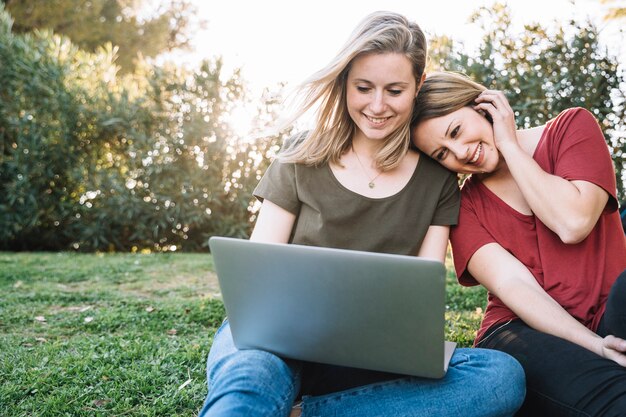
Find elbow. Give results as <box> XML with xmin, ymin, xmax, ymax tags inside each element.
<box><xmin>556</xmin><ymin>217</ymin><xmax>596</xmax><ymax>244</ymax></box>
<box><xmin>558</xmin><ymin>232</ymin><xmax>586</xmax><ymax>245</ymax></box>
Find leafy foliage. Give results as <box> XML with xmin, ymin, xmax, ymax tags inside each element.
<box><xmin>428</xmin><ymin>3</ymin><xmax>626</xmax><ymax>200</ymax></box>
<box><xmin>0</xmin><ymin>5</ymin><xmax>285</xmax><ymax>251</ymax></box>
<box><xmin>3</xmin><ymin>0</ymin><xmax>199</xmax><ymax>73</ymax></box>
<box><xmin>2</xmin><ymin>3</ymin><xmax>624</xmax><ymax>251</ymax></box>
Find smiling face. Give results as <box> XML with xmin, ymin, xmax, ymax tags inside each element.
<box><xmin>412</xmin><ymin>106</ymin><xmax>500</xmax><ymax>174</ymax></box>
<box><xmin>346</xmin><ymin>52</ymin><xmax>417</xmax><ymax>143</ymax></box>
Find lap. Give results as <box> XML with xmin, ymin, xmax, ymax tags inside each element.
<box><xmin>206</xmin><ymin>321</ymin><xmax>524</xmax><ymax>416</ymax></box>
<box><xmin>299</xmin><ymin>348</ymin><xmax>524</xmax><ymax>417</ymax></box>
<box><xmin>299</xmin><ymin>347</ymin><xmax>521</xmax><ymax>396</ymax></box>
<box><xmin>479</xmin><ymin>320</ymin><xmax>626</xmax><ymax>417</ymax></box>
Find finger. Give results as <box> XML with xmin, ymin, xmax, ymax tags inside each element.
<box><xmin>474</xmin><ymin>93</ymin><xmax>494</xmax><ymax>104</ymax></box>
<box><xmin>476</xmin><ymin>91</ymin><xmax>510</xmax><ymax>110</ymax></box>
<box><xmin>605</xmin><ymin>335</ymin><xmax>626</xmax><ymax>353</ymax></box>
<box><xmin>476</xmin><ymin>90</ymin><xmax>503</xmax><ymax>99</ymax></box>
<box><xmin>606</xmin><ymin>351</ymin><xmax>626</xmax><ymax>367</ymax></box>
<box><xmin>473</xmin><ymin>102</ymin><xmax>497</xmax><ymax>115</ymax></box>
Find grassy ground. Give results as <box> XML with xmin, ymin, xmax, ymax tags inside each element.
<box><xmin>0</xmin><ymin>251</ymin><xmax>486</xmax><ymax>416</ymax></box>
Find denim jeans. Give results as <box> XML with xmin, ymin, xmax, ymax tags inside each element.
<box><xmin>198</xmin><ymin>321</ymin><xmax>525</xmax><ymax>417</ymax></box>
<box><xmin>477</xmin><ymin>269</ymin><xmax>626</xmax><ymax>417</ymax></box>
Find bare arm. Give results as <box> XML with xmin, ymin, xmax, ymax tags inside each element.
<box><xmin>416</xmin><ymin>225</ymin><xmax>450</xmax><ymax>263</ymax></box>
<box><xmin>469</xmin><ymin>242</ymin><xmax>626</xmax><ymax>366</ymax></box>
<box><xmin>250</xmin><ymin>200</ymin><xmax>296</xmax><ymax>244</ymax></box>
<box><xmin>475</xmin><ymin>91</ymin><xmax>609</xmax><ymax>243</ymax></box>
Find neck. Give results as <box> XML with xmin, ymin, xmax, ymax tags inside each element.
<box><xmin>476</xmin><ymin>158</ymin><xmax>509</xmax><ymax>182</ymax></box>
<box><xmin>477</xmin><ymin>127</ymin><xmax>539</xmax><ymax>181</ymax></box>
<box><xmin>351</xmin><ymin>135</ymin><xmax>382</xmax><ymax>160</ymax></box>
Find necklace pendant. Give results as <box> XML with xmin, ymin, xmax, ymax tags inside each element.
<box><xmin>368</xmin><ymin>182</ymin><xmax>375</xmax><ymax>189</ymax></box>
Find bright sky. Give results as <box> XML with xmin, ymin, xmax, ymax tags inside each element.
<box><xmin>174</xmin><ymin>0</ymin><xmax>624</xmax><ymax>134</ymax></box>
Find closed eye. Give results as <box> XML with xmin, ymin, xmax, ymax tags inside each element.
<box><xmin>434</xmin><ymin>148</ymin><xmax>449</xmax><ymax>161</ymax></box>
<box><xmin>388</xmin><ymin>89</ymin><xmax>403</xmax><ymax>96</ymax></box>
<box><xmin>356</xmin><ymin>86</ymin><xmax>371</xmax><ymax>93</ymax></box>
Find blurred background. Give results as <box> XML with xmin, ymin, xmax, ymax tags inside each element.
<box><xmin>1</xmin><ymin>0</ymin><xmax>624</xmax><ymax>252</ymax></box>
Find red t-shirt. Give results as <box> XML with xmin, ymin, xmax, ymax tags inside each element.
<box><xmin>450</xmin><ymin>108</ymin><xmax>626</xmax><ymax>343</ymax></box>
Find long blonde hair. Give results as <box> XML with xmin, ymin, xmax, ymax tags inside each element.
<box><xmin>280</xmin><ymin>11</ymin><xmax>427</xmax><ymax>171</ymax></box>
<box><xmin>412</xmin><ymin>72</ymin><xmax>486</xmax><ymax>126</ymax></box>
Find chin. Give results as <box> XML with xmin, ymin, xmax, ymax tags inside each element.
<box><xmin>363</xmin><ymin>129</ymin><xmax>393</xmax><ymax>141</ymax></box>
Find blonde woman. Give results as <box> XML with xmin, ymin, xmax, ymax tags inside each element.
<box><xmin>199</xmin><ymin>16</ymin><xmax>525</xmax><ymax>417</ymax></box>
<box><xmin>411</xmin><ymin>71</ymin><xmax>626</xmax><ymax>416</ymax></box>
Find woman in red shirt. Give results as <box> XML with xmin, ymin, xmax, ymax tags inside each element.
<box><xmin>411</xmin><ymin>71</ymin><xmax>626</xmax><ymax>416</ymax></box>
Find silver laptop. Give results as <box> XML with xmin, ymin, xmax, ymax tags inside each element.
<box><xmin>208</xmin><ymin>236</ymin><xmax>456</xmax><ymax>379</ymax></box>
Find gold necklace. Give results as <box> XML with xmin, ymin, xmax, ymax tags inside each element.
<box><xmin>352</xmin><ymin>144</ymin><xmax>382</xmax><ymax>188</ymax></box>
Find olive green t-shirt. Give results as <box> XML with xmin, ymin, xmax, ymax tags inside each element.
<box><xmin>253</xmin><ymin>155</ymin><xmax>460</xmax><ymax>256</ymax></box>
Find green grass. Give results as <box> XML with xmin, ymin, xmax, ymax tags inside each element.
<box><xmin>0</xmin><ymin>252</ymin><xmax>487</xmax><ymax>416</ymax></box>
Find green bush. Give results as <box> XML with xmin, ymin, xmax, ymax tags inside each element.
<box><xmin>0</xmin><ymin>5</ymin><xmax>285</xmax><ymax>251</ymax></box>
<box><xmin>2</xmin><ymin>2</ymin><xmax>623</xmax><ymax>252</ymax></box>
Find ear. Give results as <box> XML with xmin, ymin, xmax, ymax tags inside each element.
<box><xmin>416</xmin><ymin>73</ymin><xmax>426</xmax><ymax>97</ymax></box>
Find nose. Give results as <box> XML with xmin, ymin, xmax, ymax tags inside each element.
<box><xmin>448</xmin><ymin>141</ymin><xmax>469</xmax><ymax>161</ymax></box>
<box><xmin>369</xmin><ymin>90</ymin><xmax>387</xmax><ymax>114</ymax></box>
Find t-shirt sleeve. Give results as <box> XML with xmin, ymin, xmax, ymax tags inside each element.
<box><xmin>431</xmin><ymin>171</ymin><xmax>461</xmax><ymax>226</ymax></box>
<box><xmin>549</xmin><ymin>108</ymin><xmax>618</xmax><ymax>212</ymax></box>
<box><xmin>253</xmin><ymin>159</ymin><xmax>301</xmax><ymax>214</ymax></box>
<box><xmin>449</xmin><ymin>189</ymin><xmax>496</xmax><ymax>286</ymax></box>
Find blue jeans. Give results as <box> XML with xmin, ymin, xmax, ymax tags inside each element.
<box><xmin>198</xmin><ymin>321</ymin><xmax>525</xmax><ymax>417</ymax></box>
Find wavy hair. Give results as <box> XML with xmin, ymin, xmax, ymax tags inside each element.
<box><xmin>411</xmin><ymin>71</ymin><xmax>486</xmax><ymax>126</ymax></box>
<box><xmin>279</xmin><ymin>11</ymin><xmax>427</xmax><ymax>171</ymax></box>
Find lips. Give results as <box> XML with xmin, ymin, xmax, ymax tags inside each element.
<box><xmin>364</xmin><ymin>114</ymin><xmax>392</xmax><ymax>126</ymax></box>
<box><xmin>469</xmin><ymin>143</ymin><xmax>483</xmax><ymax>165</ymax></box>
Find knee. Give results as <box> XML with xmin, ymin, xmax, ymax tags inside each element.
<box><xmin>488</xmin><ymin>351</ymin><xmax>526</xmax><ymax>414</ymax></box>
<box><xmin>209</xmin><ymin>348</ymin><xmax>294</xmax><ymax>389</ymax></box>
<box><xmin>202</xmin><ymin>349</ymin><xmax>299</xmax><ymax>416</ymax></box>
<box><xmin>460</xmin><ymin>349</ymin><xmax>526</xmax><ymax>414</ymax></box>
<box><xmin>490</xmin><ymin>349</ymin><xmax>526</xmax><ymax>390</ymax></box>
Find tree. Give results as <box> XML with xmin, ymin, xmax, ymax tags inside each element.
<box><xmin>428</xmin><ymin>3</ymin><xmax>626</xmax><ymax>200</ymax></box>
<box><xmin>2</xmin><ymin>0</ymin><xmax>199</xmax><ymax>72</ymax></box>
<box><xmin>0</xmin><ymin>3</ymin><xmax>286</xmax><ymax>251</ymax></box>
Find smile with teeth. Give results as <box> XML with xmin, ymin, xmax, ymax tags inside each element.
<box><xmin>365</xmin><ymin>114</ymin><xmax>392</xmax><ymax>125</ymax></box>
<box><xmin>469</xmin><ymin>143</ymin><xmax>483</xmax><ymax>164</ymax></box>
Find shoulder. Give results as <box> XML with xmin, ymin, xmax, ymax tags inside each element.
<box><xmin>559</xmin><ymin>107</ymin><xmax>595</xmax><ymax>119</ymax></box>
<box><xmin>413</xmin><ymin>154</ymin><xmax>461</xmax><ymax>208</ymax></box>
<box><xmin>548</xmin><ymin>107</ymin><xmax>599</xmax><ymax>130</ymax></box>
<box><xmin>279</xmin><ymin>131</ymin><xmax>310</xmax><ymax>153</ymax></box>
<box><xmin>418</xmin><ymin>152</ymin><xmax>458</xmax><ymax>180</ymax></box>
<box><xmin>267</xmin><ymin>155</ymin><xmax>325</xmax><ymax>179</ymax></box>
<box><xmin>542</xmin><ymin>107</ymin><xmax>605</xmax><ymax>150</ymax></box>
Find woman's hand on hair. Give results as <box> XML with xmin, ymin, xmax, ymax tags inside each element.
<box><xmin>473</xmin><ymin>90</ymin><xmax>519</xmax><ymax>155</ymax></box>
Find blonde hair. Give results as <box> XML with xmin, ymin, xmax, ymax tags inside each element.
<box><xmin>412</xmin><ymin>71</ymin><xmax>486</xmax><ymax>126</ymax></box>
<box><xmin>280</xmin><ymin>11</ymin><xmax>427</xmax><ymax>171</ymax></box>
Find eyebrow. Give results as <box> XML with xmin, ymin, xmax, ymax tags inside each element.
<box><xmin>351</xmin><ymin>79</ymin><xmax>411</xmax><ymax>88</ymax></box>
<box><xmin>444</xmin><ymin>120</ymin><xmax>453</xmax><ymax>138</ymax></box>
